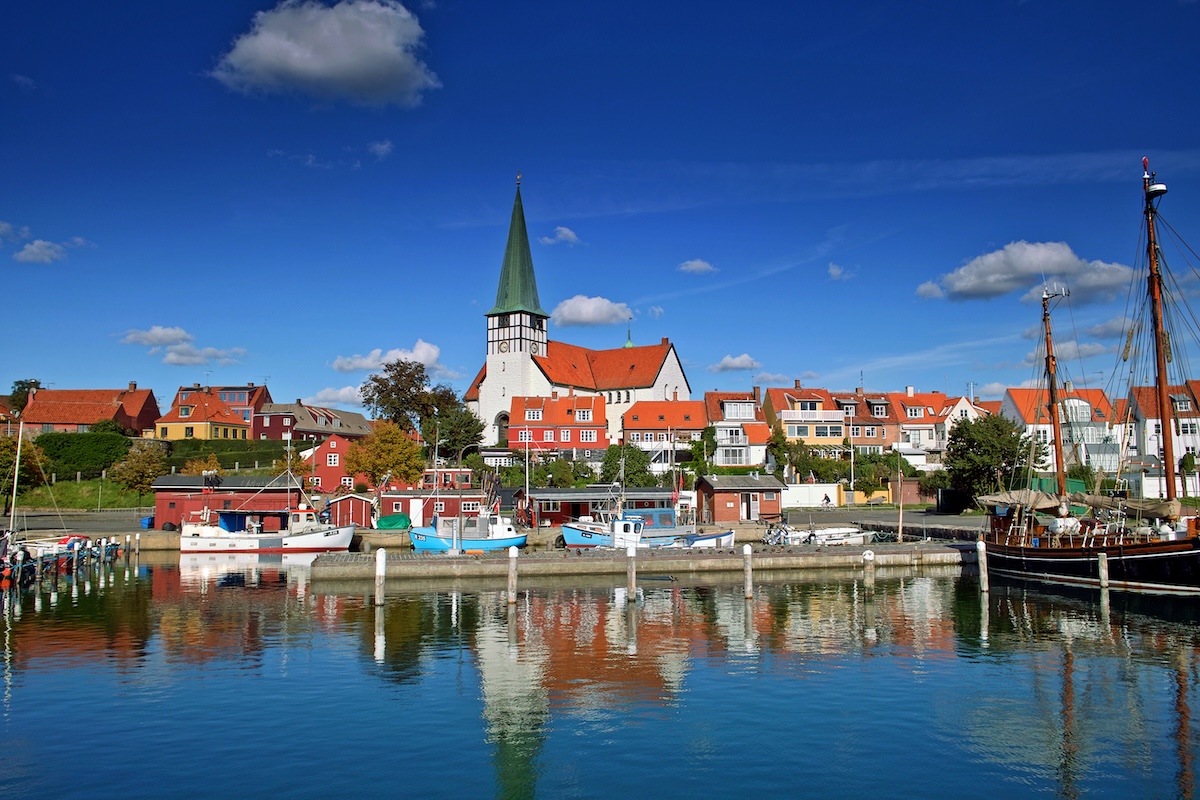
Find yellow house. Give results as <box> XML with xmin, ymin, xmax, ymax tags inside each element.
<box><xmin>155</xmin><ymin>386</ymin><xmax>250</xmax><ymax>441</ymax></box>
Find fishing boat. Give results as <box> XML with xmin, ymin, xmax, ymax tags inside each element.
<box><xmin>763</xmin><ymin>522</ymin><xmax>871</xmax><ymax>546</ymax></box>
<box><xmin>656</xmin><ymin>528</ymin><xmax>737</xmax><ymax>548</ymax></box>
<box><xmin>561</xmin><ymin>505</ymin><xmax>701</xmax><ymax>548</ymax></box>
<box><xmin>980</xmin><ymin>160</ymin><xmax>1200</xmax><ymax>595</ymax></box>
<box><xmin>179</xmin><ymin>504</ymin><xmax>355</xmax><ymax>554</ymax></box>
<box><xmin>408</xmin><ymin>471</ymin><xmax>528</xmax><ymax>553</ymax></box>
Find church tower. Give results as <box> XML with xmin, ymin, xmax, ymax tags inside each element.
<box><xmin>478</xmin><ymin>176</ymin><xmax>550</xmax><ymax>443</ymax></box>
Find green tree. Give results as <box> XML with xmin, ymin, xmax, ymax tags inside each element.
<box><xmin>945</xmin><ymin>415</ymin><xmax>1045</xmax><ymax>499</ymax></box>
<box><xmin>766</xmin><ymin>426</ymin><xmax>788</xmax><ymax>478</ymax></box>
<box><xmin>0</xmin><ymin>435</ymin><xmax>48</xmax><ymax>514</ymax></box>
<box><xmin>109</xmin><ymin>441</ymin><xmax>168</xmax><ymax>502</ymax></box>
<box><xmin>9</xmin><ymin>379</ymin><xmax>41</xmax><ymax>415</ymax></box>
<box><xmin>423</xmin><ymin>404</ymin><xmax>485</xmax><ymax>466</ymax></box>
<box><xmin>343</xmin><ymin>421</ymin><xmax>425</xmax><ymax>487</ymax></box>
<box><xmin>687</xmin><ymin>426</ymin><xmax>717</xmax><ymax>477</ymax></box>
<box><xmin>918</xmin><ymin>469</ymin><xmax>952</xmax><ymax>496</ymax></box>
<box><xmin>360</xmin><ymin>359</ymin><xmax>434</xmax><ymax>431</ymax></box>
<box><xmin>600</xmin><ymin>445</ymin><xmax>655</xmax><ymax>487</ymax></box>
<box><xmin>1181</xmin><ymin>453</ymin><xmax>1197</xmax><ymax>500</ymax></box>
<box><xmin>548</xmin><ymin>458</ymin><xmax>574</xmax><ymax>488</ymax></box>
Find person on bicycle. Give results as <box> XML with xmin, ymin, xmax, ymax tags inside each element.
<box><xmin>821</xmin><ymin>494</ymin><xmax>831</xmax><ymax>509</ymax></box>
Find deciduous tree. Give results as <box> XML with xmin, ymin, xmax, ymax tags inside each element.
<box><xmin>110</xmin><ymin>441</ymin><xmax>168</xmax><ymax>502</ymax></box>
<box><xmin>600</xmin><ymin>445</ymin><xmax>654</xmax><ymax>487</ymax></box>
<box><xmin>344</xmin><ymin>421</ymin><xmax>425</xmax><ymax>488</ymax></box>
<box><xmin>0</xmin><ymin>435</ymin><xmax>47</xmax><ymax>514</ymax></box>
<box><xmin>946</xmin><ymin>415</ymin><xmax>1045</xmax><ymax>499</ymax></box>
<box><xmin>360</xmin><ymin>359</ymin><xmax>434</xmax><ymax>431</ymax></box>
<box><xmin>9</xmin><ymin>379</ymin><xmax>41</xmax><ymax>415</ymax></box>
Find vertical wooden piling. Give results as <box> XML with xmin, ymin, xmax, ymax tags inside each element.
<box><xmin>1097</xmin><ymin>551</ymin><xmax>1109</xmax><ymax>589</ymax></box>
<box><xmin>976</xmin><ymin>540</ymin><xmax>989</xmax><ymax>593</ymax></box>
<box><xmin>863</xmin><ymin>549</ymin><xmax>876</xmax><ymax>592</ymax></box>
<box><xmin>743</xmin><ymin>543</ymin><xmax>753</xmax><ymax>599</ymax></box>
<box><xmin>374</xmin><ymin>547</ymin><xmax>387</xmax><ymax>607</ymax></box>
<box><xmin>626</xmin><ymin>546</ymin><xmax>637</xmax><ymax>595</ymax></box>
<box><xmin>507</xmin><ymin>546</ymin><xmax>518</xmax><ymax>605</ymax></box>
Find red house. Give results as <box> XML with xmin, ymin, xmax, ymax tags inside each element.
<box><xmin>695</xmin><ymin>474</ymin><xmax>784</xmax><ymax>524</ymax></box>
<box><xmin>302</xmin><ymin>435</ymin><xmax>371</xmax><ymax>494</ymax></box>
<box><xmin>507</xmin><ymin>392</ymin><xmax>610</xmax><ymax>463</ymax></box>
<box><xmin>20</xmin><ymin>382</ymin><xmax>161</xmax><ymax>436</ymax></box>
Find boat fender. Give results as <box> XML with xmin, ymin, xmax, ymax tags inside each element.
<box><xmin>862</xmin><ymin>550</ymin><xmax>875</xmax><ymax>563</ymax></box>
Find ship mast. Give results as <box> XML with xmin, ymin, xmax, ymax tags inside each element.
<box><xmin>1042</xmin><ymin>288</ymin><xmax>1068</xmax><ymax>497</ymax></box>
<box><xmin>1144</xmin><ymin>157</ymin><xmax>1176</xmax><ymax>501</ymax></box>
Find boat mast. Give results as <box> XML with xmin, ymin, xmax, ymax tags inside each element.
<box><xmin>1042</xmin><ymin>288</ymin><xmax>1068</xmax><ymax>497</ymax></box>
<box><xmin>1144</xmin><ymin>157</ymin><xmax>1176</xmax><ymax>501</ymax></box>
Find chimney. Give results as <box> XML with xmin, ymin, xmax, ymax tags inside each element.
<box><xmin>128</xmin><ymin>381</ymin><xmax>137</xmax><ymax>391</ymax></box>
<box><xmin>248</xmin><ymin>382</ymin><xmax>255</xmax><ymax>387</ymax></box>
<box><xmin>1063</xmin><ymin>380</ymin><xmax>1073</xmax><ymax>393</ymax></box>
<box><xmin>193</xmin><ymin>383</ymin><xmax>201</xmax><ymax>389</ymax></box>
<box><xmin>855</xmin><ymin>386</ymin><xmax>863</xmax><ymax>394</ymax></box>
<box><xmin>661</xmin><ymin>337</ymin><xmax>668</xmax><ymax>345</ymax></box>
<box><xmin>794</xmin><ymin>379</ymin><xmax>802</xmax><ymax>389</ymax></box>
<box><xmin>906</xmin><ymin>386</ymin><xmax>915</xmax><ymax>397</ymax></box>
<box><xmin>296</xmin><ymin>398</ymin><xmax>303</xmax><ymax>406</ymax></box>
<box><xmin>552</xmin><ymin>390</ymin><xmax>559</xmax><ymax>400</ymax></box>
<box><xmin>672</xmin><ymin>390</ymin><xmax>678</xmax><ymax>401</ymax></box>
<box><xmin>752</xmin><ymin>385</ymin><xmax>761</xmax><ymax>403</ymax></box>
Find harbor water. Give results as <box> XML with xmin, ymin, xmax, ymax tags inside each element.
<box><xmin>1</xmin><ymin>551</ymin><xmax>1197</xmax><ymax>799</ymax></box>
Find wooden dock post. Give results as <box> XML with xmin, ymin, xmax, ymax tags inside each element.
<box><xmin>626</xmin><ymin>546</ymin><xmax>637</xmax><ymax>595</ymax></box>
<box><xmin>374</xmin><ymin>547</ymin><xmax>387</xmax><ymax>607</ymax></box>
<box><xmin>976</xmin><ymin>540</ymin><xmax>989</xmax><ymax>593</ymax></box>
<box><xmin>863</xmin><ymin>549</ymin><xmax>876</xmax><ymax>592</ymax></box>
<box><xmin>507</xmin><ymin>546</ymin><xmax>518</xmax><ymax>605</ymax></box>
<box><xmin>743</xmin><ymin>544</ymin><xmax>753</xmax><ymax>599</ymax></box>
<box><xmin>1097</xmin><ymin>551</ymin><xmax>1109</xmax><ymax>589</ymax></box>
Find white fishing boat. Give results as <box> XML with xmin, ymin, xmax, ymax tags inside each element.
<box><xmin>179</xmin><ymin>504</ymin><xmax>354</xmax><ymax>554</ymax></box>
<box><xmin>763</xmin><ymin>523</ymin><xmax>871</xmax><ymax>546</ymax></box>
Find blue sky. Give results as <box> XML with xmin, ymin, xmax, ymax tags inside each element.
<box><xmin>5</xmin><ymin>1</ymin><xmax>1200</xmax><ymax>413</ymax></box>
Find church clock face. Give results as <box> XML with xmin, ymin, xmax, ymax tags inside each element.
<box><xmin>498</xmin><ymin>341</ymin><xmax>509</xmax><ymax>352</ymax></box>
<box><xmin>530</xmin><ymin>342</ymin><xmax>539</xmax><ymax>355</ymax></box>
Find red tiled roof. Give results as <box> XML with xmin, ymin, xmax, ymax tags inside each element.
<box><xmin>462</xmin><ymin>364</ymin><xmax>487</xmax><ymax>402</ymax></box>
<box><xmin>21</xmin><ymin>388</ymin><xmax>158</xmax><ymax>426</ymax></box>
<box><xmin>1004</xmin><ymin>387</ymin><xmax>1115</xmax><ymax>424</ymax></box>
<box><xmin>703</xmin><ymin>391</ymin><xmax>763</xmax><ymax>423</ymax></box>
<box><xmin>508</xmin><ymin>393</ymin><xmax>608</xmax><ymax>428</ymax></box>
<box><xmin>1127</xmin><ymin>384</ymin><xmax>1200</xmax><ymax>420</ymax></box>
<box><xmin>534</xmin><ymin>339</ymin><xmax>674</xmax><ymax>391</ymax></box>
<box><xmin>158</xmin><ymin>388</ymin><xmax>247</xmax><ymax>426</ymax></box>
<box><xmin>623</xmin><ymin>400</ymin><xmax>707</xmax><ymax>431</ymax></box>
<box><xmin>744</xmin><ymin>421</ymin><xmax>771</xmax><ymax>445</ymax></box>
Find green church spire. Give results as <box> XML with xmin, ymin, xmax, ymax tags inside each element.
<box><xmin>487</xmin><ymin>175</ymin><xmax>548</xmax><ymax>317</ymax></box>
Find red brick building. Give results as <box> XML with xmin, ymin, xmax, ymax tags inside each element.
<box><xmin>20</xmin><ymin>382</ymin><xmax>161</xmax><ymax>436</ymax></box>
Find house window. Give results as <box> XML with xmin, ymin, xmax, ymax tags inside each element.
<box><xmin>518</xmin><ymin>430</ymin><xmax>532</xmax><ymax>442</ymax></box>
<box><xmin>1176</xmin><ymin>399</ymin><xmax>1193</xmax><ymax>412</ymax></box>
<box><xmin>539</xmin><ymin>500</ymin><xmax>562</xmax><ymax>512</ymax></box>
<box><xmin>75</xmin><ymin>424</ymin><xmax>90</xmax><ymax>433</ymax></box>
<box><xmin>543</xmin><ymin>430</ymin><xmax>555</xmax><ymax>442</ymax></box>
<box><xmin>283</xmin><ymin>418</ymin><xmax>291</xmax><ymax>426</ymax></box>
<box><xmin>581</xmin><ymin>430</ymin><xmax>597</xmax><ymax>443</ymax></box>
<box><xmin>851</xmin><ymin>426</ymin><xmax>861</xmax><ymax>437</ymax></box>
<box><xmin>866</xmin><ymin>426</ymin><xmax>877</xmax><ymax>438</ymax></box>
<box><xmin>327</xmin><ymin>453</ymin><xmax>340</xmax><ymax>467</ymax></box>
<box><xmin>160</xmin><ymin>427</ymin><xmax>167</xmax><ymax>438</ymax></box>
<box><xmin>577</xmin><ymin>409</ymin><xmax>592</xmax><ymax>422</ymax></box>
<box><xmin>873</xmin><ymin>404</ymin><xmax>887</xmax><ymax>417</ymax></box>
<box><xmin>526</xmin><ymin>409</ymin><xmax>543</xmax><ymax>421</ymax></box>
<box><xmin>1036</xmin><ymin>429</ymin><xmax>1049</xmax><ymax>443</ymax></box>
<box><xmin>657</xmin><ymin>433</ymin><xmax>668</xmax><ymax>441</ymax></box>
<box><xmin>764</xmin><ymin>492</ymin><xmax>777</xmax><ymax>500</ymax></box>
<box><xmin>907</xmin><ymin>407</ymin><xmax>924</xmax><ymax>419</ymax></box>
<box><xmin>584</xmin><ymin>450</ymin><xmax>592</xmax><ymax>458</ymax></box>
<box><xmin>330</xmin><ymin>440</ymin><xmax>337</xmax><ymax>449</ymax></box>
<box><xmin>561</xmin><ymin>429</ymin><xmax>571</xmax><ymax>442</ymax></box>
<box><xmin>1182</xmin><ymin>422</ymin><xmax>1199</xmax><ymax>436</ymax></box>
<box><xmin>798</xmin><ymin>401</ymin><xmax>817</xmax><ymax>411</ymax></box>
<box><xmin>168</xmin><ymin>502</ymin><xmax>176</xmax><ymax>509</ymax></box>
<box><xmin>787</xmin><ymin>424</ymin><xmax>809</xmax><ymax>438</ymax></box>
<box><xmin>392</xmin><ymin>502</ymin><xmax>401</xmax><ymax>512</ymax></box>
<box><xmin>179</xmin><ymin>406</ymin><xmax>191</xmax><ymax>418</ymax></box>
<box><xmin>815</xmin><ymin>425</ymin><xmax>842</xmax><ymax>438</ymax></box>
<box><xmin>462</xmin><ymin>501</ymin><xmax>481</xmax><ymax>513</ymax></box>
<box><xmin>434</xmin><ymin>501</ymin><xmax>445</xmax><ymax>513</ymax></box>
<box><xmin>184</xmin><ymin>427</ymin><xmax>194</xmax><ymax>438</ymax></box>
<box><xmin>631</xmin><ymin>432</ymin><xmax>642</xmax><ymax>442</ymax></box>
<box><xmin>309</xmin><ymin>476</ymin><xmax>321</xmax><ymax>486</ymax></box>
<box><xmin>625</xmin><ymin>391</ymin><xmax>630</xmax><ymax>402</ymax></box>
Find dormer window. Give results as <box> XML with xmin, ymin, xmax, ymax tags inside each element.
<box><xmin>526</xmin><ymin>409</ymin><xmax>542</xmax><ymax>421</ymax></box>
<box><xmin>179</xmin><ymin>406</ymin><xmax>191</xmax><ymax>418</ymax></box>
<box><xmin>906</xmin><ymin>407</ymin><xmax>924</xmax><ymax>419</ymax></box>
<box><xmin>576</xmin><ymin>409</ymin><xmax>592</xmax><ymax>422</ymax></box>
<box><xmin>873</xmin><ymin>404</ymin><xmax>887</xmax><ymax>417</ymax></box>
<box><xmin>1173</xmin><ymin>397</ymin><xmax>1192</xmax><ymax>412</ymax></box>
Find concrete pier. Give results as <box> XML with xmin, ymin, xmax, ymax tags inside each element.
<box><xmin>310</xmin><ymin>540</ymin><xmax>977</xmax><ymax>583</ymax></box>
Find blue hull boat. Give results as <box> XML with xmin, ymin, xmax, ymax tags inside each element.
<box><xmin>409</xmin><ymin>529</ymin><xmax>528</xmax><ymax>553</ymax></box>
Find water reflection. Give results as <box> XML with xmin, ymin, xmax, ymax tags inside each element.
<box><xmin>1</xmin><ymin>555</ymin><xmax>1197</xmax><ymax>798</ymax></box>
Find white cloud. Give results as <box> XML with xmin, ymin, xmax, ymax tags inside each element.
<box><xmin>647</xmin><ymin>305</ymin><xmax>665</xmax><ymax>319</ymax></box>
<box><xmin>551</xmin><ymin>295</ymin><xmax>632</xmax><ymax>326</ymax></box>
<box><xmin>368</xmin><ymin>139</ymin><xmax>393</xmax><ymax>159</ymax></box>
<box><xmin>1087</xmin><ymin>316</ymin><xmax>1130</xmax><ymax>339</ymax></box>
<box><xmin>306</xmin><ymin>386</ymin><xmax>364</xmax><ymax>407</ymax></box>
<box><xmin>13</xmin><ymin>240</ymin><xmax>66</xmax><ymax>263</ymax></box>
<box><xmin>332</xmin><ymin>338</ymin><xmax>459</xmax><ymax>378</ymax></box>
<box><xmin>828</xmin><ymin>262</ymin><xmax>854</xmax><ymax>281</ymax></box>
<box><xmin>121</xmin><ymin>326</ymin><xmax>195</xmax><ymax>346</ymax></box>
<box><xmin>0</xmin><ymin>221</ymin><xmax>31</xmax><ymax>244</ymax></box>
<box><xmin>754</xmin><ymin>371</ymin><xmax>792</xmax><ymax>384</ymax></box>
<box><xmin>677</xmin><ymin>258</ymin><xmax>716</xmax><ymax>274</ymax></box>
<box><xmin>211</xmin><ymin>0</ymin><xmax>441</xmax><ymax>107</ymax></box>
<box><xmin>1022</xmin><ymin>340</ymin><xmax>1112</xmax><ymax>366</ymax></box>
<box><xmin>162</xmin><ymin>343</ymin><xmax>246</xmax><ymax>366</ymax></box>
<box><xmin>11</xmin><ymin>74</ymin><xmax>36</xmax><ymax>93</ymax></box>
<box><xmin>977</xmin><ymin>382</ymin><xmax>1009</xmax><ymax>399</ymax></box>
<box><xmin>920</xmin><ymin>241</ymin><xmax>1134</xmax><ymax>304</ymax></box>
<box><xmin>708</xmin><ymin>353</ymin><xmax>762</xmax><ymax>373</ymax></box>
<box><xmin>538</xmin><ymin>226</ymin><xmax>580</xmax><ymax>246</ymax></box>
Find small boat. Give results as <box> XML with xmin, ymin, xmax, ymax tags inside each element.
<box><xmin>656</xmin><ymin>529</ymin><xmax>736</xmax><ymax>549</ymax></box>
<box><xmin>179</xmin><ymin>504</ymin><xmax>354</xmax><ymax>554</ymax></box>
<box><xmin>981</xmin><ymin>159</ymin><xmax>1200</xmax><ymax>595</ymax></box>
<box><xmin>408</xmin><ymin>512</ymin><xmax>528</xmax><ymax>553</ymax></box>
<box><xmin>763</xmin><ymin>523</ymin><xmax>871</xmax><ymax>546</ymax></box>
<box><xmin>561</xmin><ymin>505</ymin><xmax>697</xmax><ymax>549</ymax></box>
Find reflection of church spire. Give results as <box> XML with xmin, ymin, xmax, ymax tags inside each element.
<box><xmin>488</xmin><ymin>175</ymin><xmax>548</xmax><ymax>318</ymax></box>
